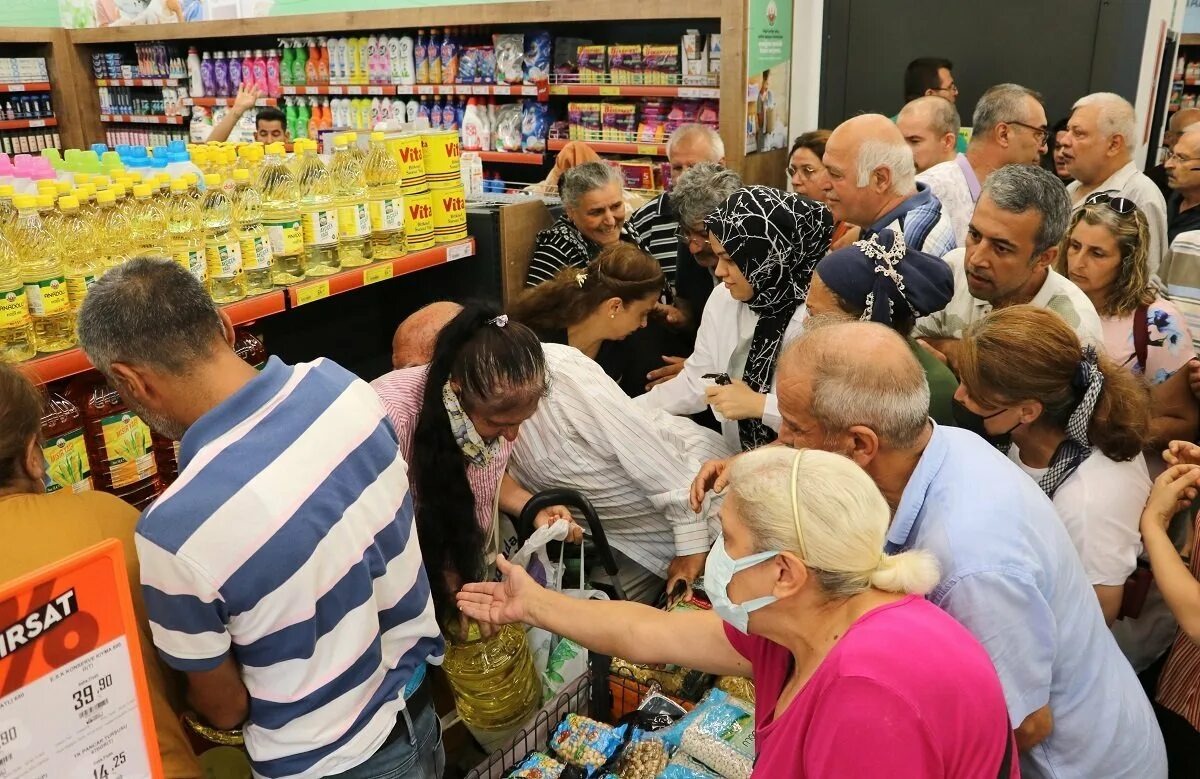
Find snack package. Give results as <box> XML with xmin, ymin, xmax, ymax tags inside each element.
<box><xmin>659</xmin><ymin>755</ymin><xmax>721</xmax><ymax>779</ymax></box>
<box><xmin>551</xmin><ymin>714</ymin><xmax>627</xmax><ymax>774</ymax></box>
<box><xmin>568</xmin><ymin>102</ymin><xmax>602</xmax><ymax>141</ymax></box>
<box><xmin>521</xmin><ymin>99</ymin><xmax>548</xmax><ymax>152</ymax></box>
<box><xmin>507</xmin><ymin>751</ymin><xmax>566</xmax><ymax>779</ymax></box>
<box><xmin>615</xmin><ymin>738</ymin><xmax>668</xmax><ymax>779</ymax></box>
<box><xmin>601</xmin><ymin>103</ymin><xmax>637</xmax><ymax>142</ymax></box>
<box><xmin>494</xmin><ymin>102</ymin><xmax>523</xmax><ymax>152</ymax></box>
<box><xmin>577</xmin><ymin>45</ymin><xmax>607</xmax><ymax>84</ymax></box>
<box><xmin>458</xmin><ymin>47</ymin><xmax>478</xmax><ymax>84</ymax></box>
<box><xmin>524</xmin><ymin>31</ymin><xmax>552</xmax><ymax>83</ymax></box>
<box><xmin>642</xmin><ymin>45</ymin><xmax>680</xmax><ymax>85</ymax></box>
<box><xmin>479</xmin><ymin>47</ymin><xmax>497</xmax><ymax>85</ymax></box>
<box><xmin>494</xmin><ymin>34</ymin><xmax>525</xmax><ymax>85</ymax></box>
<box><xmin>619</xmin><ymin>161</ymin><xmax>656</xmax><ymax>192</ymax></box>
<box><xmin>607</xmin><ymin>45</ymin><xmax>643</xmax><ymax>85</ymax></box>
<box><xmin>678</xmin><ymin>698</ymin><xmax>755</xmax><ymax>779</ymax></box>
<box><xmin>650</xmin><ymin>688</ymin><xmax>745</xmax><ymax>753</ymax></box>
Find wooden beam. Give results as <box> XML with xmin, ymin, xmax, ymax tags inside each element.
<box><xmin>0</xmin><ymin>28</ymin><xmax>60</xmax><ymax>44</ymax></box>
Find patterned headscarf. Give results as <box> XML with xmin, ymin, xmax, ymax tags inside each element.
<box><xmin>1037</xmin><ymin>346</ymin><xmax>1105</xmax><ymax>497</ymax></box>
<box><xmin>705</xmin><ymin>186</ymin><xmax>834</xmax><ymax>449</ymax></box>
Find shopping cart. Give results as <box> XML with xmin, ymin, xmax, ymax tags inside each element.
<box><xmin>516</xmin><ymin>488</ymin><xmax>628</xmax><ymax>602</ymax></box>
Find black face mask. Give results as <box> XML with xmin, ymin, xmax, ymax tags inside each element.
<box><xmin>951</xmin><ymin>398</ymin><xmax>1021</xmax><ymax>450</ymax></box>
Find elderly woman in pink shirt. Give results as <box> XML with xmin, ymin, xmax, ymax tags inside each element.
<box><xmin>459</xmin><ymin>447</ymin><xmax>1016</xmax><ymax>778</ymax></box>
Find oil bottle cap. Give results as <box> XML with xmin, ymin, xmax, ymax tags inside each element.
<box><xmin>171</xmin><ymin>179</ymin><xmax>188</xmax><ymax>193</ymax></box>
<box><xmin>233</xmin><ymin>169</ymin><xmax>250</xmax><ymax>182</ymax></box>
<box><xmin>36</xmin><ymin>194</ymin><xmax>54</xmax><ymax>209</ymax></box>
<box><xmin>58</xmin><ymin>196</ymin><xmax>79</xmax><ymax>210</ymax></box>
<box><xmin>0</xmin><ymin>184</ymin><xmax>13</xmax><ymax>197</ymax></box>
<box><xmin>133</xmin><ymin>184</ymin><xmax>152</xmax><ymax>199</ymax></box>
<box><xmin>96</xmin><ymin>190</ymin><xmax>115</xmax><ymax>204</ymax></box>
<box><xmin>265</xmin><ymin>142</ymin><xmax>286</xmax><ymax>155</ymax></box>
<box><xmin>204</xmin><ymin>173</ymin><xmax>222</xmax><ymax>188</ymax></box>
<box><xmin>12</xmin><ymin>194</ymin><xmax>36</xmax><ymax>209</ymax></box>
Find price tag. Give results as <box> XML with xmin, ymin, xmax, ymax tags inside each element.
<box><xmin>8</xmin><ymin>85</ymin><xmax>24</xmax><ymax>92</ymax></box>
<box><xmin>367</xmin><ymin>86</ymin><xmax>383</xmax><ymax>95</ymax></box>
<box><xmin>363</xmin><ymin>264</ymin><xmax>394</xmax><ymax>285</ymax></box>
<box><xmin>446</xmin><ymin>242</ymin><xmax>473</xmax><ymax>262</ymax></box>
<box><xmin>303</xmin><ymin>86</ymin><xmax>317</xmax><ymax>95</ymax></box>
<box><xmin>637</xmin><ymin>145</ymin><xmax>660</xmax><ymax>156</ymax></box>
<box><xmin>417</xmin><ymin>85</ymin><xmax>433</xmax><ymax>95</ymax></box>
<box><xmin>469</xmin><ymin>85</ymin><xmax>487</xmax><ymax>95</ymax></box>
<box><xmin>329</xmin><ymin>86</ymin><xmax>344</xmax><ymax>95</ymax></box>
<box><xmin>599</xmin><ymin>86</ymin><xmax>620</xmax><ymax>96</ymax></box>
<box><xmin>295</xmin><ymin>280</ymin><xmax>330</xmax><ymax>306</ymax></box>
<box><xmin>437</xmin><ymin>85</ymin><xmax>454</xmax><ymax>95</ymax></box>
<box><xmin>521</xmin><ymin>86</ymin><xmax>537</xmax><ymax>96</ymax></box>
<box><xmin>548</xmin><ymin>85</ymin><xmax>567</xmax><ymax>96</ymax></box>
<box><xmin>29</xmin><ymin>119</ymin><xmax>44</xmax><ymax>128</ymax></box>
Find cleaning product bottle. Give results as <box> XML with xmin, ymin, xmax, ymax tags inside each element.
<box><xmin>316</xmin><ymin>37</ymin><xmax>330</xmax><ymax>84</ymax></box>
<box><xmin>94</xmin><ymin>189</ymin><xmax>131</xmax><ymax>274</ymax></box>
<box><xmin>227</xmin><ymin>50</ymin><xmax>242</xmax><ymax>95</ymax></box>
<box><xmin>428</xmin><ymin>29</ymin><xmax>442</xmax><ymax>85</ymax></box>
<box><xmin>187</xmin><ymin>47</ymin><xmax>205</xmax><ymax>98</ymax></box>
<box><xmin>415</xmin><ymin>30</ymin><xmax>428</xmax><ymax>85</ymax></box>
<box><xmin>56</xmin><ymin>196</ymin><xmax>98</xmax><ymax>318</ymax></box>
<box><xmin>329</xmin><ymin>134</ymin><xmax>373</xmax><ymax>268</ymax></box>
<box><xmin>213</xmin><ymin>52</ymin><xmax>229</xmax><ymax>98</ymax></box>
<box><xmin>244</xmin><ymin>51</ymin><xmax>258</xmax><ymax>92</ymax></box>
<box><xmin>296</xmin><ymin>99</ymin><xmax>311</xmax><ymax>142</ymax></box>
<box><xmin>407</xmin><ymin>98</ymin><xmax>420</xmax><ymax>124</ymax></box>
<box><xmin>11</xmin><ymin>194</ymin><xmax>73</xmax><ymax>353</ymax></box>
<box><xmin>0</xmin><ymin>229</ymin><xmax>35</xmax><ymax>362</ymax></box>
<box><xmin>369</xmin><ymin>97</ymin><xmax>382</xmax><ymax>129</ymax></box>
<box><xmin>397</xmin><ymin>35</ymin><xmax>415</xmax><ymax>86</ymax></box>
<box><xmin>266</xmin><ymin>49</ymin><xmax>281</xmax><ymax>97</ymax></box>
<box><xmin>279</xmin><ymin>40</ymin><xmax>294</xmax><ymax>88</ymax></box>
<box><xmin>257</xmin><ymin>142</ymin><xmax>306</xmax><ymax>284</ymax></box>
<box><xmin>292</xmin><ymin>38</ymin><xmax>308</xmax><ymax>86</ymax></box>
<box><xmin>200</xmin><ymin>51</ymin><xmax>216</xmax><ymax>97</ymax></box>
<box><xmin>293</xmin><ymin>139</ymin><xmax>339</xmax><ymax>277</ymax></box>
<box><xmin>366</xmin><ymin>36</ymin><xmax>380</xmax><ymax>85</ymax></box>
<box><xmin>441</xmin><ymin>27</ymin><xmax>459</xmax><ymax>85</ymax></box>
<box><xmin>462</xmin><ymin>98</ymin><xmax>483</xmax><ymax>151</ymax></box>
<box><xmin>328</xmin><ymin>38</ymin><xmax>344</xmax><ymax>86</ymax></box>
<box><xmin>304</xmin><ymin>38</ymin><xmax>320</xmax><ymax>87</ymax></box>
<box><xmin>40</xmin><ymin>392</ymin><xmax>92</xmax><ymax>494</ymax></box>
<box><xmin>130</xmin><ymin>184</ymin><xmax>168</xmax><ymax>256</ymax></box>
<box><xmin>364</xmin><ymin>131</ymin><xmax>405</xmax><ymax>260</ymax></box>
<box><xmin>231</xmin><ymin>169</ymin><xmax>273</xmax><ymax>295</ymax></box>
<box><xmin>166</xmin><ymin>178</ymin><xmax>206</xmax><ymax>288</ymax></box>
<box><xmin>201</xmin><ymin>173</ymin><xmax>246</xmax><ymax>303</ymax></box>
<box><xmin>284</xmin><ymin>99</ymin><xmax>299</xmax><ymax>141</ymax></box>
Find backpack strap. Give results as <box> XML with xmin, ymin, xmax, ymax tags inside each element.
<box><xmin>1134</xmin><ymin>303</ymin><xmax>1150</xmax><ymax>374</ymax></box>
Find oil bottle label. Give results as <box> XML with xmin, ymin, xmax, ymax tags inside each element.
<box><xmin>42</xmin><ymin>429</ymin><xmax>93</xmax><ymax>494</ymax></box>
<box><xmin>265</xmin><ymin>219</ymin><xmax>303</xmax><ymax>256</ymax></box>
<box><xmin>100</xmin><ymin>411</ymin><xmax>157</xmax><ymax>489</ymax></box>
<box><xmin>207</xmin><ymin>239</ymin><xmax>244</xmax><ymax>279</ymax></box>
<box><xmin>302</xmin><ymin>209</ymin><xmax>340</xmax><ymax>247</ymax></box>
<box><xmin>174</xmin><ymin>249</ymin><xmax>207</xmax><ymax>282</ymax></box>
<box><xmin>369</xmin><ymin>197</ymin><xmax>404</xmax><ymax>232</ymax></box>
<box><xmin>338</xmin><ymin>203</ymin><xmax>372</xmax><ymax>239</ymax></box>
<box><xmin>0</xmin><ymin>285</ymin><xmax>30</xmax><ymax>327</ymax></box>
<box><xmin>24</xmin><ymin>275</ymin><xmax>69</xmax><ymax>317</ymax></box>
<box><xmin>66</xmin><ymin>273</ymin><xmax>96</xmax><ymax>308</ymax></box>
<box><xmin>240</xmin><ymin>234</ymin><xmax>273</xmax><ymax>271</ymax></box>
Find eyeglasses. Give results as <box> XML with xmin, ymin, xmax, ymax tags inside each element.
<box><xmin>1005</xmin><ymin>120</ymin><xmax>1049</xmax><ymax>145</ymax></box>
<box><xmin>786</xmin><ymin>163</ymin><xmax>825</xmax><ymax>181</ymax></box>
<box><xmin>1085</xmin><ymin>191</ymin><xmax>1138</xmax><ymax>215</ymax></box>
<box><xmin>933</xmin><ymin>82</ymin><xmax>959</xmax><ymax>96</ymax></box>
<box><xmin>1165</xmin><ymin>150</ymin><xmax>1200</xmax><ymax>166</ymax></box>
<box><xmin>676</xmin><ymin>226</ymin><xmax>711</xmax><ymax>248</ymax></box>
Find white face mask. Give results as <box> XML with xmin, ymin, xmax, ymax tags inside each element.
<box><xmin>703</xmin><ymin>533</ymin><xmax>779</xmax><ymax>634</ymax></box>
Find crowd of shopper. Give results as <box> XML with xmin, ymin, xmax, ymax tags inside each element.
<box><xmin>11</xmin><ymin>56</ymin><xmax>1200</xmax><ymax>779</ymax></box>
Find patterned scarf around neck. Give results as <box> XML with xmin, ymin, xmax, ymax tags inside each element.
<box><xmin>704</xmin><ymin>186</ymin><xmax>834</xmax><ymax>449</ymax></box>
<box><xmin>442</xmin><ymin>381</ymin><xmax>503</xmax><ymax>468</ymax></box>
<box><xmin>1038</xmin><ymin>346</ymin><xmax>1105</xmax><ymax>498</ymax></box>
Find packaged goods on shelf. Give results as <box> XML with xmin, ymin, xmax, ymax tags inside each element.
<box><xmin>91</xmin><ymin>43</ymin><xmax>187</xmax><ymax>81</ymax></box>
<box><xmin>0</xmin><ymin>131</ymin><xmax>61</xmax><ymax>157</ymax></box>
<box><xmin>1</xmin><ymin>95</ymin><xmax>53</xmax><ymax>121</ymax></box>
<box><xmin>0</xmin><ymin>58</ymin><xmax>48</xmax><ymax>84</ymax></box>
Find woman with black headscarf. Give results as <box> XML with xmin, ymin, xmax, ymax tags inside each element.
<box><xmin>804</xmin><ymin>228</ymin><xmax>959</xmax><ymax>425</ymax></box>
<box><xmin>636</xmin><ymin>186</ymin><xmax>832</xmax><ymax>452</ymax></box>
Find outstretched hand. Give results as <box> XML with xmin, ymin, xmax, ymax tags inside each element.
<box><xmin>1141</xmin><ymin>463</ymin><xmax>1200</xmax><ymax>535</ymax></box>
<box><xmin>690</xmin><ymin>457</ymin><xmax>732</xmax><ymax>512</ymax></box>
<box><xmin>456</xmin><ymin>555</ymin><xmax>544</xmax><ymax>627</ymax></box>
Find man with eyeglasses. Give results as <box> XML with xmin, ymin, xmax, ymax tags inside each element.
<box><xmin>918</xmin><ymin>84</ymin><xmax>1049</xmax><ymax>248</ymax></box>
<box><xmin>1147</xmin><ymin>107</ymin><xmax>1200</xmax><ymax>201</ymax></box>
<box><xmin>1060</xmin><ymin>92</ymin><xmax>1167</xmax><ymax>280</ymax></box>
<box><xmin>900</xmin><ymin>57</ymin><xmax>967</xmax><ymax>154</ymax></box>
<box><xmin>1164</xmin><ymin>126</ymin><xmax>1200</xmax><ymax>244</ymax></box>
<box><xmin>1160</xmin><ymin>127</ymin><xmax>1200</xmax><ymax>351</ymax></box>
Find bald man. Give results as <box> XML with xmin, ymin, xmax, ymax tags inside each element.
<box><xmin>391</xmin><ymin>301</ymin><xmax>464</xmax><ymax>369</ymax></box>
<box><xmin>822</xmin><ymin>114</ymin><xmax>957</xmax><ymax>256</ymax></box>
<box><xmin>897</xmin><ymin>96</ymin><xmax>960</xmax><ymax>173</ymax></box>
<box><xmin>691</xmin><ymin>321</ymin><xmax>1167</xmax><ymax>779</ymax></box>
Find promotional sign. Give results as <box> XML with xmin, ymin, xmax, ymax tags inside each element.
<box><xmin>745</xmin><ymin>0</ymin><xmax>793</xmax><ymax>154</ymax></box>
<box><xmin>0</xmin><ymin>541</ymin><xmax>162</xmax><ymax>779</ymax></box>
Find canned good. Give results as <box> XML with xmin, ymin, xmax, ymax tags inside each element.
<box><xmin>404</xmin><ymin>189</ymin><xmax>436</xmax><ymax>251</ymax></box>
<box><xmin>431</xmin><ymin>185</ymin><xmax>468</xmax><ymax>244</ymax></box>
<box><xmin>387</xmin><ymin>133</ymin><xmax>428</xmax><ymax>196</ymax></box>
<box><xmin>420</xmin><ymin>130</ymin><xmax>461</xmax><ymax>189</ymax></box>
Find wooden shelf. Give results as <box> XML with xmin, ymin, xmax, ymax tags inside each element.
<box><xmin>286</xmin><ymin>239</ymin><xmax>476</xmax><ymax>307</ymax></box>
<box><xmin>476</xmin><ymin>151</ymin><xmax>545</xmax><ymax>165</ymax></box>
<box><xmin>183</xmin><ymin>96</ymin><xmax>278</xmax><ymax>107</ymax></box>
<box><xmin>548</xmin><ymin>84</ymin><xmax>720</xmax><ymax>99</ymax></box>
<box><xmin>95</xmin><ymin>77</ymin><xmax>184</xmax><ymax>87</ymax></box>
<box><xmin>0</xmin><ymin>82</ymin><xmax>51</xmax><ymax>93</ymax></box>
<box><xmin>0</xmin><ymin>117</ymin><xmax>56</xmax><ymax>131</ymax></box>
<box><xmin>547</xmin><ymin>138</ymin><xmax>667</xmax><ymax>157</ymax></box>
<box><xmin>20</xmin><ymin>291</ymin><xmax>286</xmax><ymax>384</ymax></box>
<box><xmin>99</xmin><ymin>114</ymin><xmax>186</xmax><ymax>125</ymax></box>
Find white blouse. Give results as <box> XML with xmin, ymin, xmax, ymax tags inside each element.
<box><xmin>635</xmin><ymin>284</ymin><xmax>806</xmax><ymax>453</ymax></box>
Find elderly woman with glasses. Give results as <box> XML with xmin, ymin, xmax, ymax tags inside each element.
<box><xmin>458</xmin><ymin>447</ymin><xmax>1017</xmax><ymax>778</ymax></box>
<box><xmin>1059</xmin><ymin>193</ymin><xmax>1198</xmax><ymax>450</ymax></box>
<box><xmin>788</xmin><ymin>130</ymin><xmax>854</xmax><ymax>248</ymax></box>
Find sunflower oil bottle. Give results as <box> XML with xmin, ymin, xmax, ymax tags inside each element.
<box><xmin>167</xmin><ymin>178</ymin><xmax>206</xmax><ymax>289</ymax></box>
<box><xmin>201</xmin><ymin>173</ymin><xmax>246</xmax><ymax>303</ymax></box>
<box><xmin>37</xmin><ymin>193</ymin><xmax>61</xmax><ymax>236</ymax></box>
<box><xmin>56</xmin><ymin>196</ymin><xmax>98</xmax><ymax>319</ymax></box>
<box><xmin>257</xmin><ymin>142</ymin><xmax>306</xmax><ymax>284</ymax></box>
<box><xmin>95</xmin><ymin>189</ymin><xmax>132</xmax><ymax>274</ymax></box>
<box><xmin>295</xmin><ymin>139</ymin><xmax>340</xmax><ymax>276</ymax></box>
<box><xmin>0</xmin><ymin>185</ymin><xmax>16</xmax><ymax>238</ymax></box>
<box><xmin>130</xmin><ymin>184</ymin><xmax>169</xmax><ymax>257</ymax></box>
<box><xmin>330</xmin><ymin>133</ymin><xmax>373</xmax><ymax>268</ymax></box>
<box><xmin>11</xmin><ymin>194</ymin><xmax>73</xmax><ymax>353</ymax></box>
<box><xmin>365</xmin><ymin>131</ymin><xmax>405</xmax><ymax>259</ymax></box>
<box><xmin>0</xmin><ymin>230</ymin><xmax>35</xmax><ymax>362</ymax></box>
<box><xmin>231</xmin><ymin>169</ymin><xmax>274</xmax><ymax>295</ymax></box>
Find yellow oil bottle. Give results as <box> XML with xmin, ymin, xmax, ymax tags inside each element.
<box><xmin>202</xmin><ymin>173</ymin><xmax>246</xmax><ymax>303</ymax></box>
<box><xmin>130</xmin><ymin>184</ymin><xmax>168</xmax><ymax>257</ymax></box>
<box><xmin>365</xmin><ymin>131</ymin><xmax>406</xmax><ymax>260</ymax></box>
<box><xmin>330</xmin><ymin>133</ymin><xmax>373</xmax><ymax>268</ymax></box>
<box><xmin>55</xmin><ymin>196</ymin><xmax>99</xmax><ymax>319</ymax></box>
<box><xmin>295</xmin><ymin>139</ymin><xmax>340</xmax><ymax>277</ymax></box>
<box><xmin>11</xmin><ymin>194</ymin><xmax>74</xmax><ymax>353</ymax></box>
<box><xmin>231</xmin><ymin>169</ymin><xmax>274</xmax><ymax>295</ymax></box>
<box><xmin>256</xmin><ymin>142</ymin><xmax>307</xmax><ymax>284</ymax></box>
<box><xmin>0</xmin><ymin>229</ymin><xmax>35</xmax><ymax>362</ymax></box>
<box><xmin>166</xmin><ymin>179</ymin><xmax>206</xmax><ymax>290</ymax></box>
<box><xmin>94</xmin><ymin>189</ymin><xmax>132</xmax><ymax>275</ymax></box>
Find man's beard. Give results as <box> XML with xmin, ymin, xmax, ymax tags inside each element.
<box><xmin>124</xmin><ymin>397</ymin><xmax>188</xmax><ymax>443</ymax></box>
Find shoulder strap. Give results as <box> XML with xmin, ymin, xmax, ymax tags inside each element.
<box><xmin>1134</xmin><ymin>303</ymin><xmax>1150</xmax><ymax>374</ymax></box>
<box><xmin>997</xmin><ymin>720</ymin><xmax>1015</xmax><ymax>779</ymax></box>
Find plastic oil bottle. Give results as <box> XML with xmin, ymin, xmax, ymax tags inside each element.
<box><xmin>166</xmin><ymin>178</ymin><xmax>206</xmax><ymax>289</ymax></box>
<box><xmin>0</xmin><ymin>229</ymin><xmax>35</xmax><ymax>362</ymax></box>
<box><xmin>0</xmin><ymin>184</ymin><xmax>17</xmax><ymax>238</ymax></box>
<box><xmin>41</xmin><ymin>392</ymin><xmax>93</xmax><ymax>494</ymax></box>
<box><xmin>56</xmin><ymin>196</ymin><xmax>98</xmax><ymax>320</ymax></box>
<box><xmin>130</xmin><ymin>184</ymin><xmax>169</xmax><ymax>258</ymax></box>
<box><xmin>294</xmin><ymin>139</ymin><xmax>340</xmax><ymax>277</ymax></box>
<box><xmin>231</xmin><ymin>169</ymin><xmax>274</xmax><ymax>295</ymax></box>
<box><xmin>66</xmin><ymin>374</ymin><xmax>161</xmax><ymax>509</ymax></box>
<box><xmin>201</xmin><ymin>173</ymin><xmax>246</xmax><ymax>303</ymax></box>
<box><xmin>256</xmin><ymin>142</ymin><xmax>306</xmax><ymax>284</ymax></box>
<box><xmin>330</xmin><ymin>133</ymin><xmax>373</xmax><ymax>268</ymax></box>
<box><xmin>11</xmin><ymin>194</ymin><xmax>73</xmax><ymax>353</ymax></box>
<box><xmin>94</xmin><ymin>189</ymin><xmax>132</xmax><ymax>275</ymax></box>
<box><xmin>365</xmin><ymin>131</ymin><xmax>405</xmax><ymax>259</ymax></box>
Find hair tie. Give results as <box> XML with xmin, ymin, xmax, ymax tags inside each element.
<box><xmin>1071</xmin><ymin>345</ymin><xmax>1100</xmax><ymax>391</ymax></box>
<box><xmin>575</xmin><ymin>272</ymin><xmax>588</xmax><ymax>289</ymax></box>
<box><xmin>487</xmin><ymin>314</ymin><xmax>508</xmax><ymax>327</ymax></box>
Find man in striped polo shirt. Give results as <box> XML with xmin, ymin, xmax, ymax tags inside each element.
<box><xmin>77</xmin><ymin>258</ymin><xmax>445</xmax><ymax>779</ymax></box>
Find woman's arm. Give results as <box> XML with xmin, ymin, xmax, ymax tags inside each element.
<box><xmin>1093</xmin><ymin>585</ymin><xmax>1123</xmax><ymax>626</ymax></box>
<box><xmin>1141</xmin><ymin>463</ymin><xmax>1200</xmax><ymax>643</ymax></box>
<box><xmin>636</xmin><ymin>286</ymin><xmax>726</xmax><ymax>416</ymax></box>
<box><xmin>458</xmin><ymin>556</ymin><xmax>750</xmax><ymax>677</ymax></box>
<box><xmin>1149</xmin><ymin>368</ymin><xmax>1199</xmax><ymax>451</ymax></box>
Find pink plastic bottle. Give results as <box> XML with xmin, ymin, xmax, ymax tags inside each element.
<box><xmin>243</xmin><ymin>51</ymin><xmax>256</xmax><ymax>93</ymax></box>
<box><xmin>265</xmin><ymin>50</ymin><xmax>281</xmax><ymax>98</ymax></box>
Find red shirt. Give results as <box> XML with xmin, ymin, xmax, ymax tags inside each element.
<box><xmin>724</xmin><ymin>595</ymin><xmax>1016</xmax><ymax>778</ymax></box>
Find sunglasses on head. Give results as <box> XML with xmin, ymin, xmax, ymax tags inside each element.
<box><xmin>1084</xmin><ymin>191</ymin><xmax>1138</xmax><ymax>215</ymax></box>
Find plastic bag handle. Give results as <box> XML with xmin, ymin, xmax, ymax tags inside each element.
<box><xmin>518</xmin><ymin>488</ymin><xmax>622</xmax><ymax>585</ymax></box>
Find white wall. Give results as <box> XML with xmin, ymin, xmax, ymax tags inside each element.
<box><xmin>1134</xmin><ymin>0</ymin><xmax>1185</xmax><ymax>166</ymax></box>
<box><xmin>788</xmin><ymin>0</ymin><xmax>823</xmax><ymax>147</ymax></box>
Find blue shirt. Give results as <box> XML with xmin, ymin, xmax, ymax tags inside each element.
<box><xmin>136</xmin><ymin>357</ymin><xmax>444</xmax><ymax>779</ymax></box>
<box><xmin>865</xmin><ymin>181</ymin><xmax>957</xmax><ymax>258</ymax></box>
<box><xmin>889</xmin><ymin>424</ymin><xmax>1166</xmax><ymax>779</ymax></box>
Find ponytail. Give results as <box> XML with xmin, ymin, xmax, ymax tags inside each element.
<box><xmin>869</xmin><ymin>549</ymin><xmax>941</xmax><ymax>596</ymax></box>
<box><xmin>1087</xmin><ymin>351</ymin><xmax>1151</xmax><ymax>461</ymax></box>
<box><xmin>410</xmin><ymin>302</ymin><xmax>547</xmax><ymax>627</ymax></box>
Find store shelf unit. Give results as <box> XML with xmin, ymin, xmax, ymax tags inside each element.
<box><xmin>0</xmin><ymin>117</ymin><xmax>56</xmax><ymax>131</ymax></box>
<box><xmin>0</xmin><ymin>82</ymin><xmax>52</xmax><ymax>93</ymax></box>
<box><xmin>183</xmin><ymin>96</ymin><xmax>278</xmax><ymax>107</ymax></box>
<box><xmin>547</xmin><ymin>137</ymin><xmax>667</xmax><ymax>157</ymax></box>
<box><xmin>99</xmin><ymin>114</ymin><xmax>186</xmax><ymax>124</ymax></box>
<box><xmin>287</xmin><ymin>239</ymin><xmax>476</xmax><ymax>307</ymax></box>
<box><xmin>281</xmin><ymin>83</ymin><xmax>546</xmax><ymax>98</ymax></box>
<box><xmin>0</xmin><ymin>28</ymin><xmax>86</xmax><ymax>150</ymax></box>
<box><xmin>476</xmin><ymin>151</ymin><xmax>545</xmax><ymax>165</ymax></box>
<box><xmin>95</xmin><ymin>77</ymin><xmax>184</xmax><ymax>87</ymax></box>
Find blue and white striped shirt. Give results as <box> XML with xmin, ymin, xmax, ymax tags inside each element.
<box><xmin>136</xmin><ymin>356</ymin><xmax>444</xmax><ymax>779</ymax></box>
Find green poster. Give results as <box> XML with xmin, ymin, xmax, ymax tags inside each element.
<box><xmin>267</xmin><ymin>0</ymin><xmax>516</xmax><ymax>12</ymax></box>
<box><xmin>9</xmin><ymin>0</ymin><xmax>62</xmax><ymax>26</ymax></box>
<box><xmin>746</xmin><ymin>0</ymin><xmax>792</xmax><ymax>76</ymax></box>
<box><xmin>746</xmin><ymin>0</ymin><xmax>792</xmax><ymax>153</ymax></box>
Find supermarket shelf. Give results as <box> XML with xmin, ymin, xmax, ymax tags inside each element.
<box><xmin>0</xmin><ymin>82</ymin><xmax>52</xmax><ymax>93</ymax></box>
<box><xmin>99</xmin><ymin>114</ymin><xmax>186</xmax><ymax>124</ymax></box>
<box><xmin>95</xmin><ymin>77</ymin><xmax>185</xmax><ymax>87</ymax></box>
<box><xmin>0</xmin><ymin>117</ymin><xmax>56</xmax><ymax>131</ymax></box>
<box><xmin>20</xmin><ymin>291</ymin><xmax>286</xmax><ymax>384</ymax></box>
<box><xmin>475</xmin><ymin>151</ymin><xmax>545</xmax><ymax>165</ymax></box>
<box><xmin>282</xmin><ymin>84</ymin><xmax>397</xmax><ymax>96</ymax></box>
<box><xmin>548</xmin><ymin>84</ymin><xmax>720</xmax><ymax>99</ymax></box>
<box><xmin>183</xmin><ymin>96</ymin><xmax>278</xmax><ymax>107</ymax></box>
<box><xmin>547</xmin><ymin>138</ymin><xmax>667</xmax><ymax>157</ymax></box>
<box><xmin>282</xmin><ymin>83</ymin><xmax>547</xmax><ymax>98</ymax></box>
<box><xmin>286</xmin><ymin>239</ymin><xmax>476</xmax><ymax>307</ymax></box>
